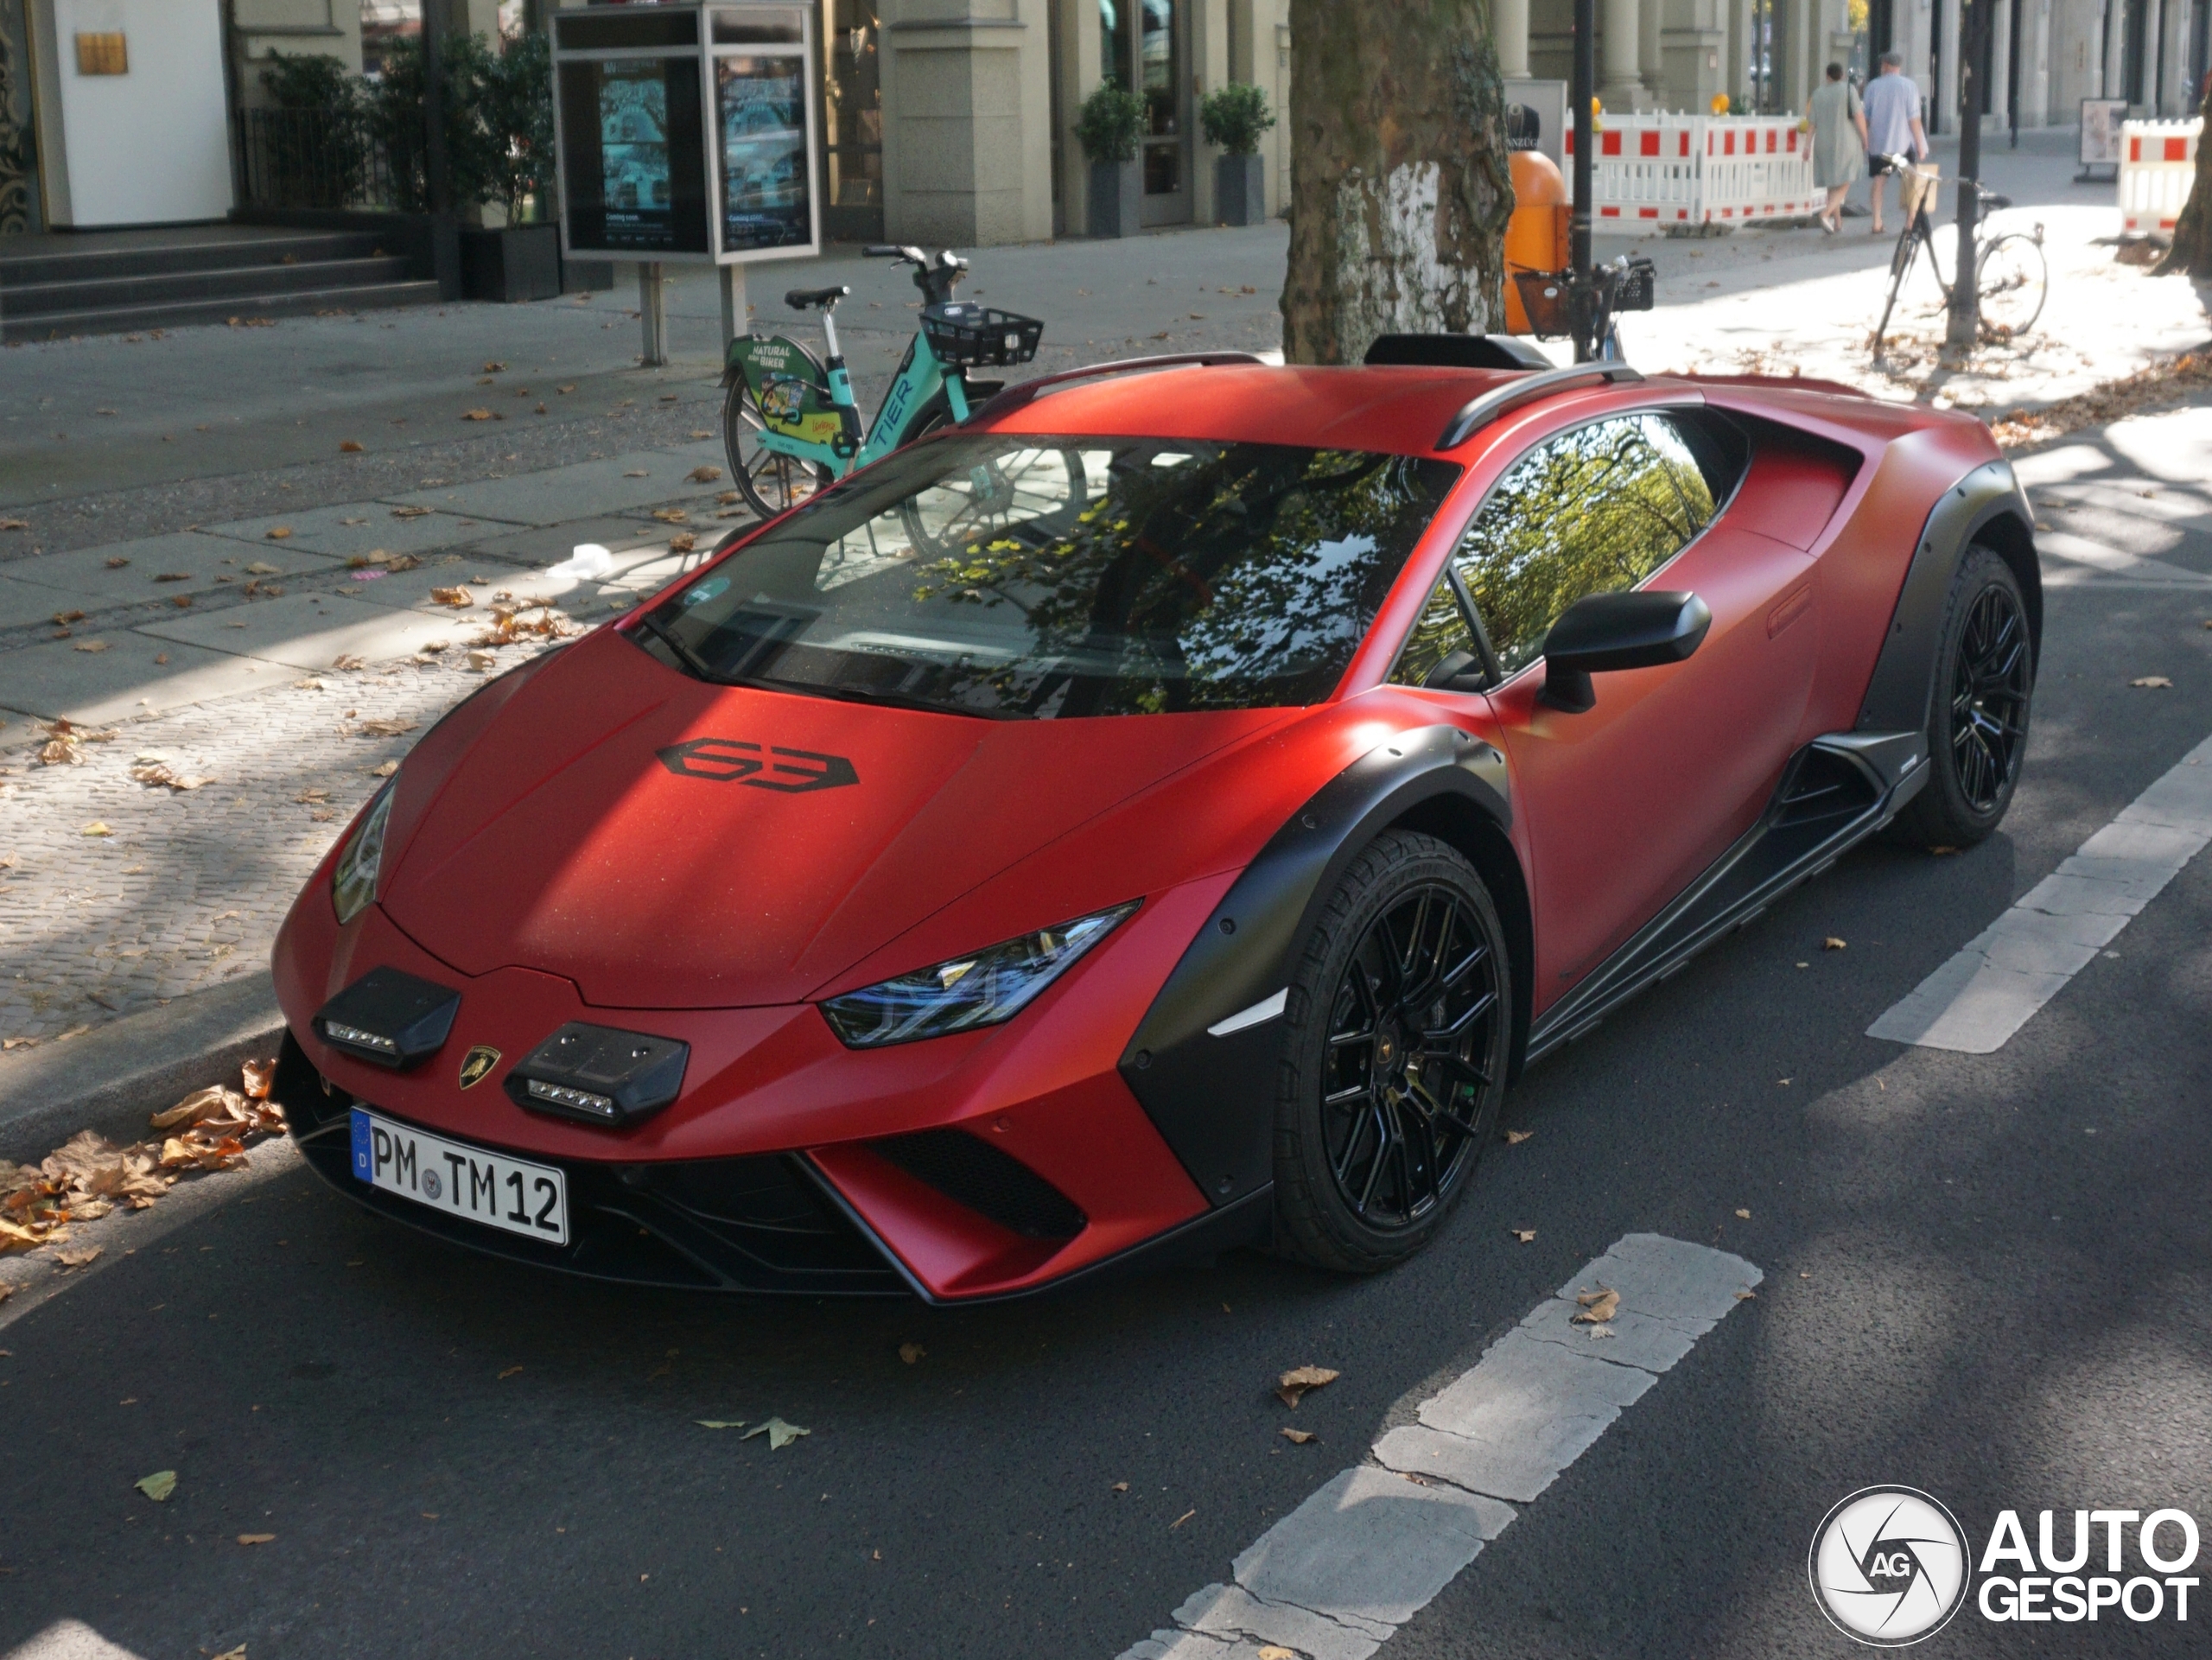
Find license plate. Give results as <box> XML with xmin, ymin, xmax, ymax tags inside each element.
<box><xmin>350</xmin><ymin>1108</ymin><xmax>569</xmax><ymax>1246</ymax></box>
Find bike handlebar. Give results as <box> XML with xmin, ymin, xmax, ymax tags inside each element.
<box><xmin>862</xmin><ymin>244</ymin><xmax>969</xmax><ymax>304</ymax></box>
<box><xmin>1872</xmin><ymin>156</ymin><xmax>2012</xmax><ymax>207</ymax></box>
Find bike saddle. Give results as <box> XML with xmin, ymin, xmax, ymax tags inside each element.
<box><xmin>785</xmin><ymin>285</ymin><xmax>849</xmax><ymax>311</ymax></box>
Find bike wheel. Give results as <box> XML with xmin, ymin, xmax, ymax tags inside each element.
<box><xmin>895</xmin><ymin>405</ymin><xmax>1091</xmax><ymax>563</ymax></box>
<box><xmin>1977</xmin><ymin>233</ymin><xmax>2049</xmax><ymax>339</ymax></box>
<box><xmin>722</xmin><ymin>381</ymin><xmax>833</xmax><ymax>521</ymax></box>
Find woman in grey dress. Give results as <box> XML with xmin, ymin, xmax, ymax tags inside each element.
<box><xmin>1808</xmin><ymin>62</ymin><xmax>1867</xmax><ymax>234</ymax></box>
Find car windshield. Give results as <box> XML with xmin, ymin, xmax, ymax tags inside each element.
<box><xmin>635</xmin><ymin>435</ymin><xmax>1459</xmax><ymax>719</ymax></box>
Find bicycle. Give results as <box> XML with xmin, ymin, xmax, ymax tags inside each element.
<box><xmin>719</xmin><ymin>244</ymin><xmax>1045</xmax><ymax>518</ymax></box>
<box><xmin>1870</xmin><ymin>156</ymin><xmax>2047</xmax><ymax>356</ymax></box>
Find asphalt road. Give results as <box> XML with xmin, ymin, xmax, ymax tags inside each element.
<box><xmin>5</xmin><ymin>407</ymin><xmax>2211</xmax><ymax>1660</ymax></box>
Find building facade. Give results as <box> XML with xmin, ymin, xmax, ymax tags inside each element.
<box><xmin>0</xmin><ymin>0</ymin><xmax>2202</xmax><ymax>241</ymax></box>
<box><xmin>1509</xmin><ymin>0</ymin><xmax>2205</xmax><ymax>130</ymax></box>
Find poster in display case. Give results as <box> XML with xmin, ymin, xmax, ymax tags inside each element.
<box><xmin>717</xmin><ymin>55</ymin><xmax>811</xmax><ymax>252</ymax></box>
<box><xmin>551</xmin><ymin>3</ymin><xmax>819</xmax><ymax>265</ymax></box>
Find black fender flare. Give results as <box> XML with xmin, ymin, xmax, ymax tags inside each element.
<box><xmin>1854</xmin><ymin>457</ymin><xmax>2040</xmax><ymax>735</ymax></box>
<box><xmin>1116</xmin><ymin>725</ymin><xmax>1510</xmax><ymax>1208</ymax></box>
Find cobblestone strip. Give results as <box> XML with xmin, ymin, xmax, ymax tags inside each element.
<box><xmin>0</xmin><ymin>644</ymin><xmax>559</xmax><ymax>1047</ymax></box>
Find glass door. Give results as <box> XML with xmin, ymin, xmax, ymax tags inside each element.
<box><xmin>1099</xmin><ymin>0</ymin><xmax>1189</xmax><ymax>226</ymax></box>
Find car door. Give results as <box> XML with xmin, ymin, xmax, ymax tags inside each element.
<box><xmin>1439</xmin><ymin>409</ymin><xmax>1820</xmax><ymax>1014</ymax></box>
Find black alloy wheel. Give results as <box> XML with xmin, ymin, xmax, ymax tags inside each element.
<box><xmin>1948</xmin><ymin>582</ymin><xmax>2031</xmax><ymax>812</ymax></box>
<box><xmin>1890</xmin><ymin>544</ymin><xmax>2034</xmax><ymax>848</ymax></box>
<box><xmin>1274</xmin><ymin>831</ymin><xmax>1511</xmax><ymax>1272</ymax></box>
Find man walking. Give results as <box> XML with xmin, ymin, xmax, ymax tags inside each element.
<box><xmin>1861</xmin><ymin>52</ymin><xmax>1928</xmax><ymax>234</ymax></box>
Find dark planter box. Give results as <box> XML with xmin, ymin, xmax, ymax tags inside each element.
<box><xmin>1088</xmin><ymin>159</ymin><xmax>1141</xmax><ymax>239</ymax></box>
<box><xmin>1216</xmin><ymin>154</ymin><xmax>1267</xmax><ymax>226</ymax></box>
<box><xmin>460</xmin><ymin>221</ymin><xmax>562</xmax><ymax>303</ymax></box>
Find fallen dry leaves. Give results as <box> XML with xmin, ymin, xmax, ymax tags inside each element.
<box><xmin>741</xmin><ymin>1417</ymin><xmax>810</xmax><ymax>1449</ymax></box>
<box><xmin>1509</xmin><ymin>1227</ymin><xmax>1536</xmax><ymax>1243</ymax></box>
<box><xmin>1274</xmin><ymin>1365</ymin><xmax>1338</xmax><ymax>1408</ymax></box>
<box><xmin>1280</xmin><ymin>1428</ymin><xmax>1316</xmax><ymax>1445</ymax></box>
<box><xmin>38</xmin><ymin>719</ymin><xmax>114</xmax><ymax>765</ymax></box>
<box><xmin>1572</xmin><ymin>1287</ymin><xmax>1621</xmax><ymax>1325</ymax></box>
<box><xmin>689</xmin><ymin>466</ymin><xmax>723</xmax><ymax>483</ymax></box>
<box><xmin>2133</xmin><ymin>675</ymin><xmax>2174</xmax><ymax>689</ymax></box>
<box><xmin>668</xmin><ymin>532</ymin><xmax>697</xmax><ymax>554</ymax></box>
<box><xmin>1504</xmin><ymin>1129</ymin><xmax>1534</xmax><ymax>1145</ymax></box>
<box><xmin>474</xmin><ymin>603</ymin><xmax>576</xmax><ymax>648</ymax></box>
<box><xmin>429</xmin><ymin>586</ymin><xmax>472</xmax><ymax>607</ymax></box>
<box><xmin>356</xmin><ymin>717</ymin><xmax>418</xmax><ymax>738</ymax></box>
<box><xmin>898</xmin><ymin>1342</ymin><xmax>925</xmax><ymax>1364</ymax></box>
<box><xmin>136</xmin><ymin>1470</ymin><xmax>177</xmax><ymax>1503</ymax></box>
<box><xmin>0</xmin><ymin>1061</ymin><xmax>283</xmax><ymax>1262</ymax></box>
<box><xmin>1823</xmin><ymin>936</ymin><xmax>1847</xmax><ymax>951</ymax></box>
<box><xmin>1990</xmin><ymin>349</ymin><xmax>2212</xmax><ymax>450</ymax></box>
<box><xmin>650</xmin><ymin>507</ymin><xmax>689</xmax><ymax>525</ymax></box>
<box><xmin>130</xmin><ymin>757</ymin><xmax>213</xmax><ymax>792</ymax></box>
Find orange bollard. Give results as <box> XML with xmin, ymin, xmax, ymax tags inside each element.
<box><xmin>1503</xmin><ymin>149</ymin><xmax>1571</xmax><ymax>335</ymax></box>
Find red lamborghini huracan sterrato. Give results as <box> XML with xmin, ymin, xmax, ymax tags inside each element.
<box><xmin>270</xmin><ymin>340</ymin><xmax>2038</xmax><ymax>1301</ymax></box>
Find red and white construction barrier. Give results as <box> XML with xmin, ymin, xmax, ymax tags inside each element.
<box><xmin>1565</xmin><ymin>112</ymin><xmax>1822</xmax><ymax>232</ymax></box>
<box><xmin>2119</xmin><ymin>118</ymin><xmax>2200</xmax><ymax>236</ymax></box>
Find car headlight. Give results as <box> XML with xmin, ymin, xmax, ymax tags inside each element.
<box><xmin>820</xmin><ymin>902</ymin><xmax>1139</xmax><ymax>1048</ymax></box>
<box><xmin>331</xmin><ymin>783</ymin><xmax>395</xmax><ymax>925</ymax></box>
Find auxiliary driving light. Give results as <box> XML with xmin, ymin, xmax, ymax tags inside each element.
<box><xmin>312</xmin><ymin>966</ymin><xmax>461</xmax><ymax>1070</ymax></box>
<box><xmin>506</xmin><ymin>1022</ymin><xmax>690</xmax><ymax>1128</ymax></box>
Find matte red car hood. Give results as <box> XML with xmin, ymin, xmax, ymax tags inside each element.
<box><xmin>379</xmin><ymin>632</ymin><xmax>1287</xmax><ymax>1008</ymax></box>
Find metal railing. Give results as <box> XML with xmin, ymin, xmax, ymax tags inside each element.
<box><xmin>234</xmin><ymin>108</ymin><xmax>416</xmax><ymax>213</ymax></box>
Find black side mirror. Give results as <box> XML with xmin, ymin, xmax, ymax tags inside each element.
<box><xmin>1539</xmin><ymin>590</ymin><xmax>1712</xmax><ymax>713</ymax></box>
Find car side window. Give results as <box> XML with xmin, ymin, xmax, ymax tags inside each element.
<box><xmin>1452</xmin><ymin>413</ymin><xmax>1719</xmax><ymax>676</ymax></box>
<box><xmin>1387</xmin><ymin>577</ymin><xmax>1481</xmax><ymax>690</ymax></box>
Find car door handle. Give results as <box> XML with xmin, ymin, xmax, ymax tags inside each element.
<box><xmin>1766</xmin><ymin>585</ymin><xmax>1814</xmax><ymax>639</ymax></box>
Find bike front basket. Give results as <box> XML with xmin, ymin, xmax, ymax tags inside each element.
<box><xmin>1900</xmin><ymin>163</ymin><xmax>1942</xmax><ymax>219</ymax></box>
<box><xmin>1510</xmin><ymin>271</ymin><xmax>1573</xmax><ymax>339</ymax></box>
<box><xmin>920</xmin><ymin>303</ymin><xmax>1044</xmax><ymax>367</ymax></box>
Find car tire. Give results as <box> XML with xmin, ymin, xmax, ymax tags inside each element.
<box><xmin>1271</xmin><ymin>830</ymin><xmax>1512</xmax><ymax>1274</ymax></box>
<box><xmin>1888</xmin><ymin>544</ymin><xmax>2035</xmax><ymax>849</ymax></box>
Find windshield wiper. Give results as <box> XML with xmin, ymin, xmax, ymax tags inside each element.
<box><xmin>738</xmin><ymin>674</ymin><xmax>1020</xmax><ymax>721</ymax></box>
<box><xmin>633</xmin><ymin>610</ymin><xmax>721</xmax><ymax>683</ymax></box>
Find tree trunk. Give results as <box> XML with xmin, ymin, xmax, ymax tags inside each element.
<box><xmin>2151</xmin><ymin>80</ymin><xmax>2212</xmax><ymax>278</ymax></box>
<box><xmin>1280</xmin><ymin>0</ymin><xmax>1515</xmax><ymax>366</ymax></box>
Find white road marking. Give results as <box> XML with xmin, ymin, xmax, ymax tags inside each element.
<box><xmin>1117</xmin><ymin>1234</ymin><xmax>1761</xmax><ymax>1660</ymax></box>
<box><xmin>1209</xmin><ymin>989</ymin><xmax>1288</xmax><ymax>1038</ymax></box>
<box><xmin>1868</xmin><ymin>735</ymin><xmax>2212</xmax><ymax>1053</ymax></box>
<box><xmin>2036</xmin><ymin>530</ymin><xmax>2212</xmax><ymax>588</ymax></box>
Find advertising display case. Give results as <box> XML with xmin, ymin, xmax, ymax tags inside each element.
<box><xmin>551</xmin><ymin>2</ymin><xmax>821</xmax><ymax>266</ymax></box>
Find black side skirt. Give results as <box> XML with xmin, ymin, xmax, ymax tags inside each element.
<box><xmin>1525</xmin><ymin>730</ymin><xmax>1928</xmax><ymax>1062</ymax></box>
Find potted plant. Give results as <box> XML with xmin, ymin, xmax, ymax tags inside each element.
<box><xmin>455</xmin><ymin>32</ymin><xmax>561</xmax><ymax>302</ymax></box>
<box><xmin>1076</xmin><ymin>82</ymin><xmax>1144</xmax><ymax>239</ymax></box>
<box><xmin>1199</xmin><ymin>82</ymin><xmax>1275</xmax><ymax>226</ymax></box>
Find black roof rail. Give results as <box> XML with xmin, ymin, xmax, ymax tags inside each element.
<box><xmin>967</xmin><ymin>352</ymin><xmax>1268</xmax><ymax>423</ymax></box>
<box><xmin>1435</xmin><ymin>362</ymin><xmax>1644</xmax><ymax>450</ymax></box>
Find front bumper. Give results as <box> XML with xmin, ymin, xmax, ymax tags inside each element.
<box><xmin>279</xmin><ymin>1033</ymin><xmax>906</xmax><ymax>1294</ymax></box>
<box><xmin>271</xmin><ymin>879</ymin><xmax>1237</xmax><ymax>1301</ymax></box>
